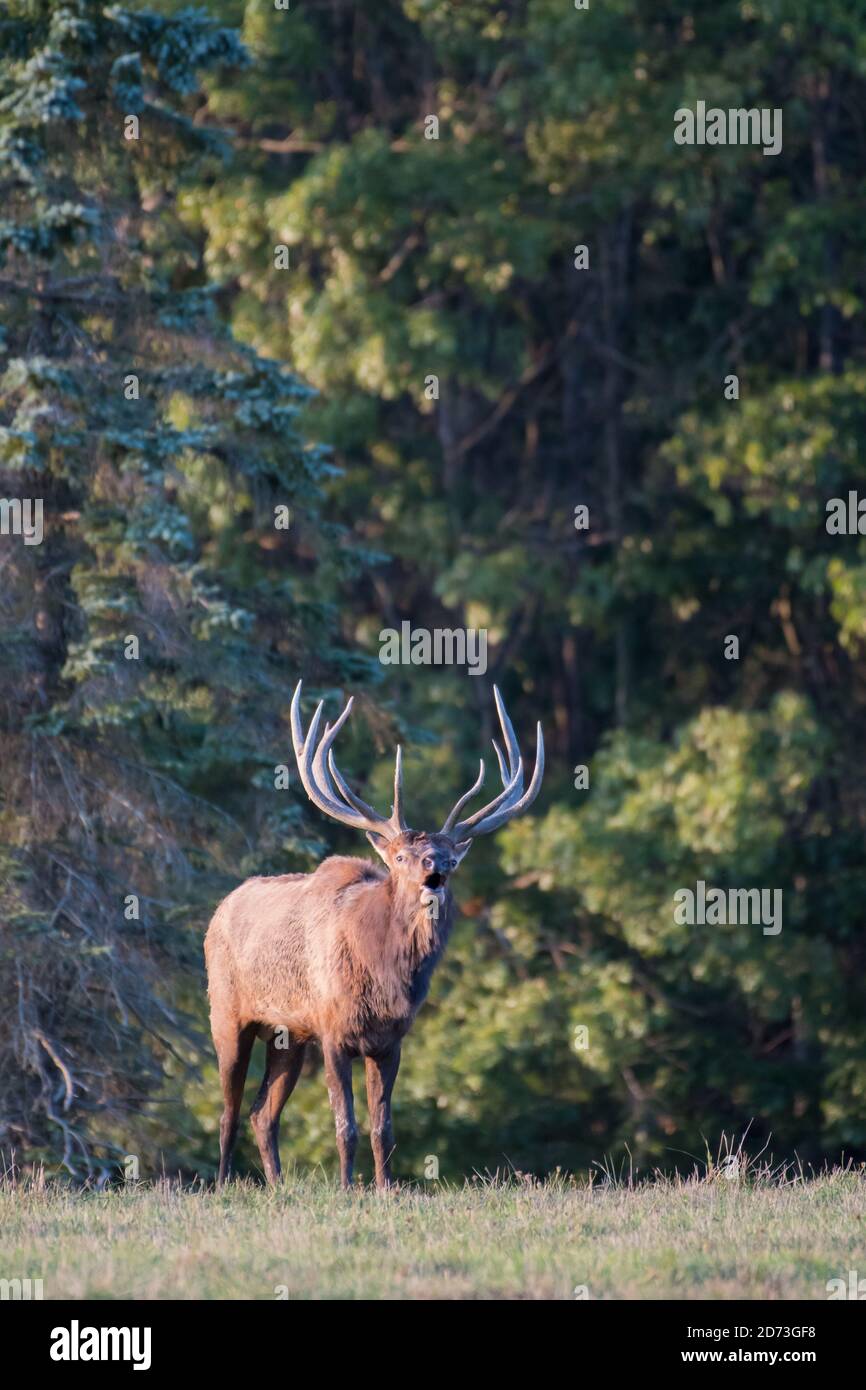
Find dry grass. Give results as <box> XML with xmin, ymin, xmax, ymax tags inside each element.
<box><xmin>1</xmin><ymin>1151</ymin><xmax>863</xmax><ymax>1300</ymax></box>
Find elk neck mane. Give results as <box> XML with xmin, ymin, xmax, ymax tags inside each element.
<box><xmin>324</xmin><ymin>854</ymin><xmax>451</xmax><ymax>977</ymax></box>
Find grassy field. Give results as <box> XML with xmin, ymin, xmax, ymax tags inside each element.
<box><xmin>1</xmin><ymin>1163</ymin><xmax>864</xmax><ymax>1300</ymax></box>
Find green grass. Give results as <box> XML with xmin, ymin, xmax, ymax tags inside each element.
<box><xmin>2</xmin><ymin>1162</ymin><xmax>864</xmax><ymax>1300</ymax></box>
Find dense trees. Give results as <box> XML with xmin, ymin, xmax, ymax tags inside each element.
<box><xmin>0</xmin><ymin>1</ymin><xmax>366</xmax><ymax>1174</ymax></box>
<box><xmin>3</xmin><ymin>0</ymin><xmax>866</xmax><ymax>1179</ymax></box>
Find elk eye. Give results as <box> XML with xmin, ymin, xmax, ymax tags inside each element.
<box><xmin>395</xmin><ymin>854</ymin><xmax>403</xmax><ymax>863</ymax></box>
<box><xmin>450</xmin><ymin>859</ymin><xmax>457</xmax><ymax>869</ymax></box>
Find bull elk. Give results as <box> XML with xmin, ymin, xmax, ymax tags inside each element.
<box><xmin>204</xmin><ymin>681</ymin><xmax>544</xmax><ymax>1189</ymax></box>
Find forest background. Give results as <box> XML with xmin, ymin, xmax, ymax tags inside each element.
<box><xmin>2</xmin><ymin>0</ymin><xmax>866</xmax><ymax>1183</ymax></box>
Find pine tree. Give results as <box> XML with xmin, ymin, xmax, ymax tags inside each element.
<box><xmin>0</xmin><ymin>0</ymin><xmax>371</xmax><ymax>1175</ymax></box>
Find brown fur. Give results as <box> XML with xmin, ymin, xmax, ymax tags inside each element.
<box><xmin>205</xmin><ymin>832</ymin><xmax>461</xmax><ymax>1188</ymax></box>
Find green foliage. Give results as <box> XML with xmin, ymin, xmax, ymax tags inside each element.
<box><xmin>4</xmin><ymin>0</ymin><xmax>866</xmax><ymax>1182</ymax></box>
<box><xmin>181</xmin><ymin>0</ymin><xmax>866</xmax><ymax>1180</ymax></box>
<box><xmin>0</xmin><ymin>0</ymin><xmax>367</xmax><ymax>1175</ymax></box>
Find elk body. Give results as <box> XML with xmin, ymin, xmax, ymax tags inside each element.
<box><xmin>204</xmin><ymin>682</ymin><xmax>544</xmax><ymax>1189</ymax></box>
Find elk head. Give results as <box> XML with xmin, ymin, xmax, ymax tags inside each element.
<box><xmin>290</xmin><ymin>681</ymin><xmax>544</xmax><ymax>911</ymax></box>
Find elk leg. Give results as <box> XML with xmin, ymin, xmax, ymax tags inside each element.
<box><xmin>250</xmin><ymin>1035</ymin><xmax>306</xmax><ymax>1185</ymax></box>
<box><xmin>214</xmin><ymin>1017</ymin><xmax>256</xmax><ymax>1185</ymax></box>
<box><xmin>323</xmin><ymin>1042</ymin><xmax>357</xmax><ymax>1189</ymax></box>
<box><xmin>365</xmin><ymin>1045</ymin><xmax>401</xmax><ymax>1190</ymax></box>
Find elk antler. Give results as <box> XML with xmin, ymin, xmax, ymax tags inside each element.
<box><xmin>440</xmin><ymin>685</ymin><xmax>544</xmax><ymax>840</ymax></box>
<box><xmin>291</xmin><ymin>681</ymin><xmax>406</xmax><ymax>839</ymax></box>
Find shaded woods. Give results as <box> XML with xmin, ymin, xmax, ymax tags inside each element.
<box><xmin>2</xmin><ymin>0</ymin><xmax>866</xmax><ymax>1181</ymax></box>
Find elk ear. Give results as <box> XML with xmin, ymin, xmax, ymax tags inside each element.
<box><xmin>366</xmin><ymin>831</ymin><xmax>390</xmax><ymax>864</ymax></box>
<box><xmin>452</xmin><ymin>839</ymin><xmax>473</xmax><ymax>866</ymax></box>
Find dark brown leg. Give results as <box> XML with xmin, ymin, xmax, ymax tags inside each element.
<box><xmin>323</xmin><ymin>1041</ymin><xmax>357</xmax><ymax>1189</ymax></box>
<box><xmin>213</xmin><ymin>1016</ymin><xmax>256</xmax><ymax>1185</ymax></box>
<box><xmin>250</xmin><ymin>1035</ymin><xmax>306</xmax><ymax>1185</ymax></box>
<box><xmin>365</xmin><ymin>1045</ymin><xmax>401</xmax><ymax>1189</ymax></box>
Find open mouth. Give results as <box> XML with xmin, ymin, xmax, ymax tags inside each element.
<box><xmin>423</xmin><ymin>872</ymin><xmax>444</xmax><ymax>890</ymax></box>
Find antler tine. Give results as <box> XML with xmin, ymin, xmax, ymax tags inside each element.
<box><xmin>460</xmin><ymin>722</ymin><xmax>544</xmax><ymax>839</ymax></box>
<box><xmin>440</xmin><ymin>758</ymin><xmax>486</xmax><ymax>835</ymax></box>
<box><xmin>290</xmin><ymin>680</ymin><xmax>323</xmax><ymax>770</ymax></box>
<box><xmin>327</xmin><ymin>749</ymin><xmax>386</xmax><ymax>822</ymax></box>
<box><xmin>325</xmin><ymin>733</ymin><xmax>405</xmax><ymax>835</ymax></box>
<box><xmin>291</xmin><ymin>681</ymin><xmax>394</xmax><ymax>837</ymax></box>
<box><xmin>391</xmin><ymin>745</ymin><xmax>407</xmax><ymax>831</ymax></box>
<box><xmin>290</xmin><ymin>678</ymin><xmax>310</xmax><ymax>763</ymax></box>
<box><xmin>312</xmin><ymin>703</ymin><xmax>354</xmax><ymax>803</ymax></box>
<box><xmin>493</xmin><ymin>685</ymin><xmax>521</xmax><ymax>781</ymax></box>
<box><xmin>440</xmin><ymin>685</ymin><xmax>524</xmax><ymax>836</ymax></box>
<box><xmin>296</xmin><ymin>696</ymin><xmax>337</xmax><ymax>817</ymax></box>
<box><xmin>450</xmin><ymin>757</ymin><xmax>524</xmax><ymax>837</ymax></box>
<box><xmin>491</xmin><ymin>739</ymin><xmax>509</xmax><ymax>784</ymax></box>
<box><xmin>441</xmin><ymin>688</ymin><xmax>544</xmax><ymax>841</ymax></box>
